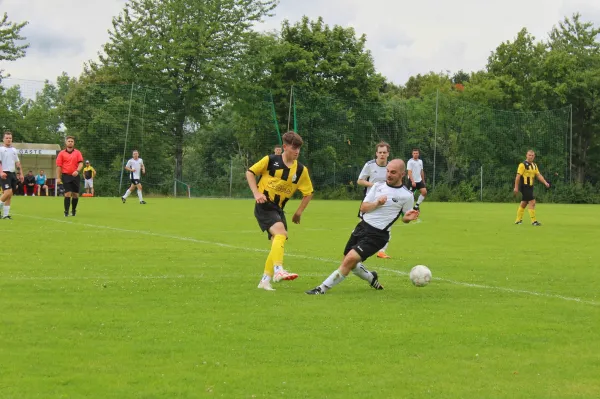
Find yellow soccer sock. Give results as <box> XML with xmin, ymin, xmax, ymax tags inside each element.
<box><xmin>516</xmin><ymin>206</ymin><xmax>525</xmax><ymax>222</ymax></box>
<box><xmin>270</xmin><ymin>234</ymin><xmax>286</xmax><ymax>269</ymax></box>
<box><xmin>528</xmin><ymin>209</ymin><xmax>536</xmax><ymax>222</ymax></box>
<box><xmin>263</xmin><ymin>253</ymin><xmax>274</xmax><ymax>278</ymax></box>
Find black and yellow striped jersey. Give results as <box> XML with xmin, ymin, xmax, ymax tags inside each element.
<box><xmin>517</xmin><ymin>161</ymin><xmax>540</xmax><ymax>187</ymax></box>
<box><xmin>248</xmin><ymin>154</ymin><xmax>313</xmax><ymax>209</ymax></box>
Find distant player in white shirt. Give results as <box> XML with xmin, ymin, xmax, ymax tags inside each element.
<box><xmin>0</xmin><ymin>131</ymin><xmax>24</xmax><ymax>219</ymax></box>
<box><xmin>357</xmin><ymin>141</ymin><xmax>393</xmax><ymax>259</ymax></box>
<box><xmin>306</xmin><ymin>159</ymin><xmax>420</xmax><ymax>295</ymax></box>
<box><xmin>121</xmin><ymin>150</ymin><xmax>146</xmax><ymax>204</ymax></box>
<box><xmin>407</xmin><ymin>148</ymin><xmax>427</xmax><ymax>210</ymax></box>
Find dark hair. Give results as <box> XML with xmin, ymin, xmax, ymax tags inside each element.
<box><xmin>282</xmin><ymin>131</ymin><xmax>303</xmax><ymax>147</ymax></box>
<box><xmin>412</xmin><ymin>148</ymin><xmax>420</xmax><ymax>153</ymax></box>
<box><xmin>66</xmin><ymin>135</ymin><xmax>75</xmax><ymax>141</ymax></box>
<box><xmin>3</xmin><ymin>131</ymin><xmax>12</xmax><ymax>138</ymax></box>
<box><xmin>376</xmin><ymin>141</ymin><xmax>391</xmax><ymax>153</ymax></box>
<box><xmin>274</xmin><ymin>144</ymin><xmax>282</xmax><ymax>149</ymax></box>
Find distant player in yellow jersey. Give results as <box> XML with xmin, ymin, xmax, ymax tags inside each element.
<box><xmin>246</xmin><ymin>131</ymin><xmax>314</xmax><ymax>291</ymax></box>
<box><xmin>514</xmin><ymin>150</ymin><xmax>550</xmax><ymax>226</ymax></box>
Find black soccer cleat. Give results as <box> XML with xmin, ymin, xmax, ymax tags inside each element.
<box><xmin>121</xmin><ymin>197</ymin><xmax>126</xmax><ymax>203</ymax></box>
<box><xmin>515</xmin><ymin>220</ymin><xmax>523</xmax><ymax>225</ymax></box>
<box><xmin>370</xmin><ymin>271</ymin><xmax>384</xmax><ymax>290</ymax></box>
<box><xmin>305</xmin><ymin>287</ymin><xmax>325</xmax><ymax>295</ymax></box>
<box><xmin>532</xmin><ymin>221</ymin><xmax>542</xmax><ymax>226</ymax></box>
<box><xmin>71</xmin><ymin>210</ymin><xmax>76</xmax><ymax>217</ymax></box>
<box><xmin>140</xmin><ymin>201</ymin><xmax>146</xmax><ymax>204</ymax></box>
<box><xmin>2</xmin><ymin>215</ymin><xmax>12</xmax><ymax>220</ymax></box>
<box><xmin>64</xmin><ymin>211</ymin><xmax>69</xmax><ymax>217</ymax></box>
<box><xmin>413</xmin><ymin>203</ymin><xmax>420</xmax><ymax>211</ymax></box>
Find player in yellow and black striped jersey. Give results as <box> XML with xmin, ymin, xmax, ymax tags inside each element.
<box><xmin>514</xmin><ymin>150</ymin><xmax>550</xmax><ymax>226</ymax></box>
<box><xmin>246</xmin><ymin>131</ymin><xmax>314</xmax><ymax>291</ymax></box>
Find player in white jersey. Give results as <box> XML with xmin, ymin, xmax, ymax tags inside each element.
<box><xmin>121</xmin><ymin>150</ymin><xmax>146</xmax><ymax>204</ymax></box>
<box><xmin>357</xmin><ymin>141</ymin><xmax>393</xmax><ymax>259</ymax></box>
<box><xmin>0</xmin><ymin>131</ymin><xmax>24</xmax><ymax>219</ymax></box>
<box><xmin>407</xmin><ymin>148</ymin><xmax>427</xmax><ymax>210</ymax></box>
<box><xmin>306</xmin><ymin>159</ymin><xmax>419</xmax><ymax>295</ymax></box>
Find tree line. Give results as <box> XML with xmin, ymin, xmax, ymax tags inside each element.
<box><xmin>0</xmin><ymin>1</ymin><xmax>599</xmax><ymax>201</ymax></box>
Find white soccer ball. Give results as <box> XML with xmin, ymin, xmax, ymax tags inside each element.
<box><xmin>410</xmin><ymin>265</ymin><xmax>432</xmax><ymax>287</ymax></box>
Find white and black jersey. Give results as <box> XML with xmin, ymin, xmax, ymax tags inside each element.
<box><xmin>0</xmin><ymin>146</ymin><xmax>20</xmax><ymax>172</ymax></box>
<box><xmin>362</xmin><ymin>182</ymin><xmax>414</xmax><ymax>231</ymax></box>
<box><xmin>358</xmin><ymin>159</ymin><xmax>388</xmax><ymax>196</ymax></box>
<box><xmin>407</xmin><ymin>158</ymin><xmax>424</xmax><ymax>183</ymax></box>
<box><xmin>126</xmin><ymin>158</ymin><xmax>144</xmax><ymax>180</ymax></box>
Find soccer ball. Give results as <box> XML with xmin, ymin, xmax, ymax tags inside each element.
<box><xmin>410</xmin><ymin>265</ymin><xmax>432</xmax><ymax>287</ymax></box>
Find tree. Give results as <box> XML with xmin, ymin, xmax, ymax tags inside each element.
<box><xmin>546</xmin><ymin>13</ymin><xmax>600</xmax><ymax>183</ymax></box>
<box><xmin>95</xmin><ymin>0</ymin><xmax>277</xmax><ymax>180</ymax></box>
<box><xmin>0</xmin><ymin>12</ymin><xmax>29</xmax><ymax>81</ymax></box>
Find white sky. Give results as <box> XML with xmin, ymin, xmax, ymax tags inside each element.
<box><xmin>1</xmin><ymin>0</ymin><xmax>599</xmax><ymax>91</ymax></box>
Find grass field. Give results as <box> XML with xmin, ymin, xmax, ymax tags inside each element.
<box><xmin>1</xmin><ymin>197</ymin><xmax>600</xmax><ymax>398</ymax></box>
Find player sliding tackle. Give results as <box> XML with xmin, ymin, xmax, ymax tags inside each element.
<box><xmin>306</xmin><ymin>159</ymin><xmax>419</xmax><ymax>295</ymax></box>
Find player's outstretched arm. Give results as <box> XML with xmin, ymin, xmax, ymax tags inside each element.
<box><xmin>245</xmin><ymin>170</ymin><xmax>266</xmax><ymax>203</ymax></box>
<box><xmin>292</xmin><ymin>194</ymin><xmax>313</xmax><ymax>224</ymax></box>
<box><xmin>356</xmin><ymin>178</ymin><xmax>372</xmax><ymax>188</ymax></box>
<box><xmin>536</xmin><ymin>173</ymin><xmax>550</xmax><ymax>188</ymax></box>
<box><xmin>513</xmin><ymin>173</ymin><xmax>521</xmax><ymax>194</ymax></box>
<box><xmin>360</xmin><ymin>196</ymin><xmax>386</xmax><ymax>214</ymax></box>
<box><xmin>402</xmin><ymin>209</ymin><xmax>420</xmax><ymax>223</ymax></box>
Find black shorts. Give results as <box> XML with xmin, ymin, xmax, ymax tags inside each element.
<box><xmin>62</xmin><ymin>173</ymin><xmax>81</xmax><ymax>194</ymax></box>
<box><xmin>130</xmin><ymin>179</ymin><xmax>141</xmax><ymax>185</ymax></box>
<box><xmin>254</xmin><ymin>202</ymin><xmax>287</xmax><ymax>240</ymax></box>
<box><xmin>1</xmin><ymin>172</ymin><xmax>18</xmax><ymax>192</ymax></box>
<box><xmin>343</xmin><ymin>221</ymin><xmax>389</xmax><ymax>261</ymax></box>
<box><xmin>520</xmin><ymin>185</ymin><xmax>534</xmax><ymax>202</ymax></box>
<box><xmin>411</xmin><ymin>181</ymin><xmax>426</xmax><ymax>191</ymax></box>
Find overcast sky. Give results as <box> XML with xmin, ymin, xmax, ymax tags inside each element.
<box><xmin>1</xmin><ymin>0</ymin><xmax>599</xmax><ymax>92</ymax></box>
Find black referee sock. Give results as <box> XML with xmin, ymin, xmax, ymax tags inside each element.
<box><xmin>72</xmin><ymin>198</ymin><xmax>79</xmax><ymax>211</ymax></box>
<box><xmin>64</xmin><ymin>197</ymin><xmax>71</xmax><ymax>212</ymax></box>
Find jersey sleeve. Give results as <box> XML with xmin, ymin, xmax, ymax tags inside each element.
<box><xmin>407</xmin><ymin>160</ymin><xmax>414</xmax><ymax>172</ymax></box>
<box><xmin>358</xmin><ymin>163</ymin><xmax>370</xmax><ymax>180</ymax></box>
<box><xmin>297</xmin><ymin>167</ymin><xmax>314</xmax><ymax>196</ymax></box>
<box><xmin>402</xmin><ymin>194</ymin><xmax>415</xmax><ymax>214</ymax></box>
<box><xmin>534</xmin><ymin>164</ymin><xmax>540</xmax><ymax>175</ymax></box>
<box><xmin>56</xmin><ymin>152</ymin><xmax>63</xmax><ymax>167</ymax></box>
<box><xmin>248</xmin><ymin>155</ymin><xmax>269</xmax><ymax>176</ymax></box>
<box><xmin>126</xmin><ymin>159</ymin><xmax>132</xmax><ymax>169</ymax></box>
<box><xmin>14</xmin><ymin>150</ymin><xmax>20</xmax><ymax>164</ymax></box>
<box><xmin>76</xmin><ymin>150</ymin><xmax>83</xmax><ymax>163</ymax></box>
<box><xmin>517</xmin><ymin>163</ymin><xmax>525</xmax><ymax>175</ymax></box>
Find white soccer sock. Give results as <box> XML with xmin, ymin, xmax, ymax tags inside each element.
<box><xmin>352</xmin><ymin>262</ymin><xmax>373</xmax><ymax>282</ymax></box>
<box><xmin>137</xmin><ymin>190</ymin><xmax>143</xmax><ymax>201</ymax></box>
<box><xmin>274</xmin><ymin>265</ymin><xmax>283</xmax><ymax>274</ymax></box>
<box><xmin>319</xmin><ymin>269</ymin><xmax>346</xmax><ymax>292</ymax></box>
<box><xmin>123</xmin><ymin>190</ymin><xmax>131</xmax><ymax>198</ymax></box>
<box><xmin>417</xmin><ymin>195</ymin><xmax>425</xmax><ymax>204</ymax></box>
<box><xmin>261</xmin><ymin>274</ymin><xmax>272</xmax><ymax>282</ymax></box>
<box><xmin>3</xmin><ymin>205</ymin><xmax>10</xmax><ymax>217</ymax></box>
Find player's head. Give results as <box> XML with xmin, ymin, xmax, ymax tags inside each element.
<box><xmin>85</xmin><ymin>160</ymin><xmax>90</xmax><ymax>166</ymax></box>
<box><xmin>375</xmin><ymin>141</ymin><xmax>390</xmax><ymax>163</ymax></box>
<box><xmin>132</xmin><ymin>150</ymin><xmax>139</xmax><ymax>159</ymax></box>
<box><xmin>386</xmin><ymin>158</ymin><xmax>406</xmax><ymax>186</ymax></box>
<box><xmin>39</xmin><ymin>169</ymin><xmax>45</xmax><ymax>175</ymax></box>
<box><xmin>65</xmin><ymin>136</ymin><xmax>75</xmax><ymax>149</ymax></box>
<box><xmin>526</xmin><ymin>150</ymin><xmax>535</xmax><ymax>162</ymax></box>
<box><xmin>281</xmin><ymin>131</ymin><xmax>303</xmax><ymax>160</ymax></box>
<box><xmin>27</xmin><ymin>170</ymin><xmax>33</xmax><ymax>175</ymax></box>
<box><xmin>412</xmin><ymin>148</ymin><xmax>420</xmax><ymax>160</ymax></box>
<box><xmin>273</xmin><ymin>145</ymin><xmax>282</xmax><ymax>155</ymax></box>
<box><xmin>3</xmin><ymin>131</ymin><xmax>13</xmax><ymax>146</ymax></box>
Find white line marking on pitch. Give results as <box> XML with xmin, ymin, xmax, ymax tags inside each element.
<box><xmin>9</xmin><ymin>214</ymin><xmax>599</xmax><ymax>307</ymax></box>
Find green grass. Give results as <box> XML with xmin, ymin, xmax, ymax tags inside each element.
<box><xmin>1</xmin><ymin>197</ymin><xmax>600</xmax><ymax>398</ymax></box>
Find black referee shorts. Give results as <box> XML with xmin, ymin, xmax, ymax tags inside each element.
<box><xmin>62</xmin><ymin>173</ymin><xmax>81</xmax><ymax>194</ymax></box>
<box><xmin>343</xmin><ymin>221</ymin><xmax>389</xmax><ymax>261</ymax></box>
<box><xmin>254</xmin><ymin>202</ymin><xmax>287</xmax><ymax>240</ymax></box>
<box><xmin>520</xmin><ymin>185</ymin><xmax>534</xmax><ymax>202</ymax></box>
<box><xmin>0</xmin><ymin>172</ymin><xmax>18</xmax><ymax>192</ymax></box>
